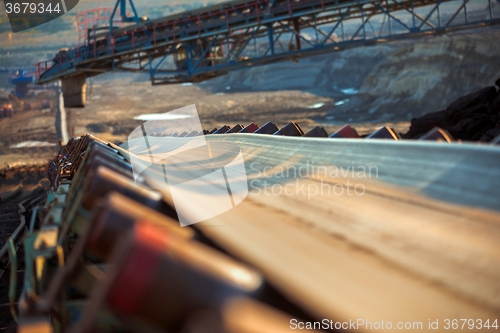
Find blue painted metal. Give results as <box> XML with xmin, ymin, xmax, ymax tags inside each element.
<box><xmin>35</xmin><ymin>0</ymin><xmax>500</xmax><ymax>86</ymax></box>
<box><xmin>109</xmin><ymin>0</ymin><xmax>142</xmax><ymax>34</ymax></box>
<box><xmin>9</xmin><ymin>69</ymin><xmax>36</xmax><ymax>98</ymax></box>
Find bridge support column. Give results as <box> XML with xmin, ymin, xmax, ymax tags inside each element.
<box><xmin>61</xmin><ymin>74</ymin><xmax>87</xmax><ymax>108</ymax></box>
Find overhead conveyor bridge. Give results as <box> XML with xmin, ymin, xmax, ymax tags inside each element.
<box><xmin>35</xmin><ymin>0</ymin><xmax>500</xmax><ymax>106</ymax></box>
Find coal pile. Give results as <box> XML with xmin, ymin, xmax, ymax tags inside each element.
<box><xmin>403</xmin><ymin>79</ymin><xmax>500</xmax><ymax>142</ymax></box>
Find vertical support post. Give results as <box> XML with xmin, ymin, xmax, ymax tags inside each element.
<box><xmin>109</xmin><ymin>35</ymin><xmax>115</xmax><ymax>54</ymax></box>
<box><xmin>109</xmin><ymin>0</ymin><xmax>121</xmax><ymax>34</ymax></box>
<box><xmin>93</xmin><ymin>25</ymin><xmax>97</xmax><ymax>58</ymax></box>
<box><xmin>387</xmin><ymin>0</ymin><xmax>392</xmax><ymax>35</ymax></box>
<box><xmin>411</xmin><ymin>0</ymin><xmax>416</xmax><ymax>31</ymax></box>
<box><xmin>119</xmin><ymin>0</ymin><xmax>126</xmax><ymax>18</ymax></box>
<box><xmin>61</xmin><ymin>74</ymin><xmax>87</xmax><ymax>107</ymax></box>
<box><xmin>267</xmin><ymin>24</ymin><xmax>275</xmax><ymax>55</ymax></box>
<box><xmin>226</xmin><ymin>32</ymin><xmax>231</xmax><ymax>62</ymax></box>
<box><xmin>341</xmin><ymin>16</ymin><xmax>345</xmax><ymax>41</ymax></box>
<box><xmin>292</xmin><ymin>18</ymin><xmax>301</xmax><ymax>50</ymax></box>
<box><xmin>463</xmin><ymin>0</ymin><xmax>468</xmax><ymax>23</ymax></box>
<box><xmin>254</xmin><ymin>27</ymin><xmax>258</xmax><ymax>57</ymax></box>
<box><xmin>186</xmin><ymin>42</ymin><xmax>192</xmax><ymax>75</ymax></box>
<box><xmin>197</xmin><ymin>15</ymin><xmax>201</xmax><ymax>37</ymax></box>
<box><xmin>256</xmin><ymin>3</ymin><xmax>260</xmax><ymax>25</ymax></box>
<box><xmin>314</xmin><ymin>14</ymin><xmax>319</xmax><ymax>44</ymax></box>
<box><xmin>148</xmin><ymin>52</ymin><xmax>154</xmax><ymax>81</ymax></box>
<box><xmin>361</xmin><ymin>5</ymin><xmax>367</xmax><ymax>39</ymax></box>
<box><xmin>379</xmin><ymin>14</ymin><xmax>386</xmax><ymax>37</ymax></box>
<box><xmin>437</xmin><ymin>2</ymin><xmax>441</xmax><ymax>27</ymax></box>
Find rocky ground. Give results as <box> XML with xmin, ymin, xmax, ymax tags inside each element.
<box><xmin>0</xmin><ymin>163</ymin><xmax>49</xmax><ymax>333</ymax></box>
<box><xmin>0</xmin><ymin>89</ymin><xmax>59</xmax><ymax>167</ymax></box>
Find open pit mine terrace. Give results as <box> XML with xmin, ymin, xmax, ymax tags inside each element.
<box><xmin>0</xmin><ymin>115</ymin><xmax>499</xmax><ymax>333</ymax></box>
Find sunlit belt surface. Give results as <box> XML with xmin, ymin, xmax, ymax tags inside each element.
<box><xmin>125</xmin><ymin>134</ymin><xmax>500</xmax><ymax>331</ymax></box>
<box><xmin>126</xmin><ymin>134</ymin><xmax>500</xmax><ymax>331</ymax></box>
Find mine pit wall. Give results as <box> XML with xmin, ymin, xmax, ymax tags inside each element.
<box><xmin>61</xmin><ymin>74</ymin><xmax>87</xmax><ymax>108</ymax></box>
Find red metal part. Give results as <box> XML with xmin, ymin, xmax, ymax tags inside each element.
<box><xmin>239</xmin><ymin>122</ymin><xmax>260</xmax><ymax>133</ymax></box>
<box><xmin>329</xmin><ymin>124</ymin><xmax>360</xmax><ymax>138</ymax></box>
<box><xmin>76</xmin><ymin>7</ymin><xmax>126</xmax><ymax>46</ymax></box>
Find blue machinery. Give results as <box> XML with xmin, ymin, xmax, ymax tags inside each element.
<box><xmin>109</xmin><ymin>0</ymin><xmax>143</xmax><ymax>26</ymax></box>
<box><xmin>9</xmin><ymin>69</ymin><xmax>36</xmax><ymax>98</ymax></box>
<box><xmin>36</xmin><ymin>0</ymin><xmax>500</xmax><ymax>88</ymax></box>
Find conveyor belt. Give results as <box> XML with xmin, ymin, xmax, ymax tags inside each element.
<box><xmin>126</xmin><ymin>126</ymin><xmax>500</xmax><ymax>330</ymax></box>
<box><xmin>13</xmin><ymin>128</ymin><xmax>500</xmax><ymax>332</ymax></box>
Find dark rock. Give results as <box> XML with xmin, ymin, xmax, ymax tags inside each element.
<box><xmin>491</xmin><ymin>93</ymin><xmax>500</xmax><ymax>114</ymax></box>
<box><xmin>447</xmin><ymin>104</ymin><xmax>488</xmax><ymax>123</ymax></box>
<box><xmin>404</xmin><ymin>82</ymin><xmax>500</xmax><ymax>141</ymax></box>
<box><xmin>480</xmin><ymin>127</ymin><xmax>500</xmax><ymax>142</ymax></box>
<box><xmin>462</xmin><ymin>116</ymin><xmax>494</xmax><ymax>141</ymax></box>
<box><xmin>403</xmin><ymin>110</ymin><xmax>447</xmax><ymax>139</ymax></box>
<box><xmin>491</xmin><ymin>133</ymin><xmax>500</xmax><ymax>145</ymax></box>
<box><xmin>112</xmin><ymin>127</ymin><xmax>131</xmax><ymax>135</ymax></box>
<box><xmin>86</xmin><ymin>123</ymin><xmax>107</xmax><ymax>133</ymax></box>
<box><xmin>445</xmin><ymin>86</ymin><xmax>497</xmax><ymax>114</ymax></box>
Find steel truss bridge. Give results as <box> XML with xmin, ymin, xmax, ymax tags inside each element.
<box><xmin>36</xmin><ymin>0</ymin><xmax>500</xmax><ymax>86</ymax></box>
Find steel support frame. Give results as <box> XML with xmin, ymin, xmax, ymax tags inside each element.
<box><xmin>109</xmin><ymin>0</ymin><xmax>141</xmax><ymax>34</ymax></box>
<box><xmin>37</xmin><ymin>0</ymin><xmax>500</xmax><ymax>85</ymax></box>
<box><xmin>151</xmin><ymin>0</ymin><xmax>494</xmax><ymax>84</ymax></box>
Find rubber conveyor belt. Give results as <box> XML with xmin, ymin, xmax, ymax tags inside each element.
<box><xmin>123</xmin><ymin>134</ymin><xmax>500</xmax><ymax>331</ymax></box>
